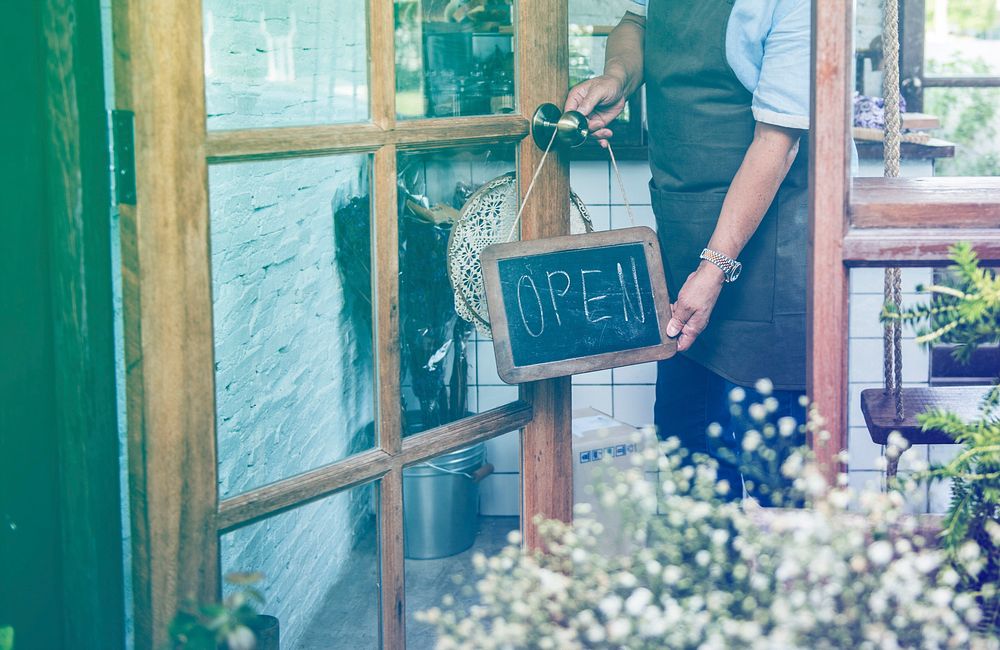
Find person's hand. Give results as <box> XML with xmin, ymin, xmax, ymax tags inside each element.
<box><xmin>565</xmin><ymin>74</ymin><xmax>627</xmax><ymax>146</ymax></box>
<box><xmin>667</xmin><ymin>263</ymin><xmax>725</xmax><ymax>352</ymax></box>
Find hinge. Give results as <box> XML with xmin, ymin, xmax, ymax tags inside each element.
<box><xmin>111</xmin><ymin>110</ymin><xmax>137</xmax><ymax>205</ymax></box>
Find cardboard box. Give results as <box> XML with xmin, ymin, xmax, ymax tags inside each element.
<box><xmin>572</xmin><ymin>408</ymin><xmax>654</xmax><ymax>552</ymax></box>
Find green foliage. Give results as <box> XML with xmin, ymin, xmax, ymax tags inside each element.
<box><xmin>927</xmin><ymin>0</ymin><xmax>1000</xmax><ymax>36</ymax></box>
<box><xmin>0</xmin><ymin>626</ymin><xmax>13</xmax><ymax>650</ymax></box>
<box><xmin>883</xmin><ymin>242</ymin><xmax>1000</xmax><ymax>626</ymax></box>
<box><xmin>923</xmin><ymin>58</ymin><xmax>1000</xmax><ymax>177</ymax></box>
<box><xmin>169</xmin><ymin>573</ymin><xmax>265</xmax><ymax>650</ymax></box>
<box><xmin>884</xmin><ymin>242</ymin><xmax>1000</xmax><ymax>362</ymax></box>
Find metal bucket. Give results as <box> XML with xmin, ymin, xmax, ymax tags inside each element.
<box><xmin>403</xmin><ymin>443</ymin><xmax>488</xmax><ymax>559</ymax></box>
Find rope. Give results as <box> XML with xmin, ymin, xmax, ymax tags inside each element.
<box><xmin>504</xmin><ymin>128</ymin><xmax>559</xmax><ymax>243</ymax></box>
<box><xmin>882</xmin><ymin>0</ymin><xmax>905</xmax><ymax>421</ymax></box>
<box><xmin>608</xmin><ymin>141</ymin><xmax>637</xmax><ymax>227</ymax></box>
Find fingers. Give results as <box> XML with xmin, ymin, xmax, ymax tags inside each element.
<box><xmin>567</xmin><ymin>78</ymin><xmax>623</xmax><ymax>122</ymax></box>
<box><xmin>667</xmin><ymin>296</ymin><xmax>708</xmax><ymax>352</ymax></box>
<box><xmin>666</xmin><ymin>300</ymin><xmax>693</xmax><ymax>339</ymax></box>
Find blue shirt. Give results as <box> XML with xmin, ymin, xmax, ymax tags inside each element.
<box><xmin>629</xmin><ymin>0</ymin><xmax>811</xmax><ymax>130</ymax></box>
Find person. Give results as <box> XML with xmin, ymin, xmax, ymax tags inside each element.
<box><xmin>566</xmin><ymin>0</ymin><xmax>811</xmax><ymax>503</ymax></box>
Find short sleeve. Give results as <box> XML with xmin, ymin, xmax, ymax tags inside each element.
<box><xmin>752</xmin><ymin>0</ymin><xmax>811</xmax><ymax>130</ymax></box>
<box><xmin>628</xmin><ymin>0</ymin><xmax>647</xmax><ymax>17</ymax></box>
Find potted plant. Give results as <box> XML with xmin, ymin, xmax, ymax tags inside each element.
<box><xmin>169</xmin><ymin>573</ymin><xmax>278</xmax><ymax>650</ymax></box>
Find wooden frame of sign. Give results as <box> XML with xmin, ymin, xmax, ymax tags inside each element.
<box><xmin>482</xmin><ymin>226</ymin><xmax>677</xmax><ymax>384</ymax></box>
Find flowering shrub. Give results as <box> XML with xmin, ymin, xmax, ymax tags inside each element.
<box><xmin>419</xmin><ymin>390</ymin><xmax>998</xmax><ymax>649</ymax></box>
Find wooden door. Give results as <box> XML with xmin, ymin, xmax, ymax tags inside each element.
<box><xmin>111</xmin><ymin>1</ymin><xmax>573</xmax><ymax>647</ymax></box>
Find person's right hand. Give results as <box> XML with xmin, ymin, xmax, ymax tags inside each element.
<box><xmin>564</xmin><ymin>74</ymin><xmax>627</xmax><ymax>146</ymax></box>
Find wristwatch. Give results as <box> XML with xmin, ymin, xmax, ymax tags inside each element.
<box><xmin>699</xmin><ymin>248</ymin><xmax>743</xmax><ymax>283</ymax></box>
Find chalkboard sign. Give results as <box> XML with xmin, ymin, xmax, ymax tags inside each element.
<box><xmin>481</xmin><ymin>226</ymin><xmax>676</xmax><ymax>384</ymax></box>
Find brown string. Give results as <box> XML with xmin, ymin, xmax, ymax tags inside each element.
<box><xmin>882</xmin><ymin>0</ymin><xmax>905</xmax><ymax>422</ymax></box>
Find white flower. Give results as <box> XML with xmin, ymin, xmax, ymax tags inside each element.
<box><xmin>625</xmin><ymin>588</ymin><xmax>653</xmax><ymax>617</ymax></box>
<box><xmin>755</xmin><ymin>378</ymin><xmax>774</xmax><ymax>395</ymax></box>
<box><xmin>868</xmin><ymin>540</ymin><xmax>894</xmax><ymax>566</ymax></box>
<box><xmin>777</xmin><ymin>416</ymin><xmax>797</xmax><ymax>437</ymax></box>
<box><xmin>607</xmin><ymin>618</ymin><xmax>632</xmax><ymax>643</ymax></box>
<box><xmin>599</xmin><ymin>594</ymin><xmax>622</xmax><ymax>618</ymax></box>
<box><xmin>748</xmin><ymin>404</ymin><xmax>766</xmax><ymax>422</ymax></box>
<box><xmin>742</xmin><ymin>430</ymin><xmax>762</xmax><ymax>452</ymax></box>
<box><xmin>585</xmin><ymin>625</ymin><xmax>606</xmax><ymax>643</ymax></box>
<box><xmin>729</xmin><ymin>387</ymin><xmax>746</xmax><ymax>403</ymax></box>
<box><xmin>662</xmin><ymin>565</ymin><xmax>682</xmax><ymax>585</ymax></box>
<box><xmin>506</xmin><ymin>530</ymin><xmax>522</xmax><ymax>545</ymax></box>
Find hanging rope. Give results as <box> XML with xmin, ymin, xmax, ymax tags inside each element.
<box><xmin>608</xmin><ymin>142</ymin><xmax>637</xmax><ymax>228</ymax></box>
<box><xmin>504</xmin><ymin>134</ymin><xmax>636</xmax><ymax>242</ymax></box>
<box><xmin>882</xmin><ymin>0</ymin><xmax>905</xmax><ymax>422</ymax></box>
<box><xmin>504</xmin><ymin>129</ymin><xmax>559</xmax><ymax>243</ymax></box>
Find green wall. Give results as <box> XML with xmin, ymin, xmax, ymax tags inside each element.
<box><xmin>0</xmin><ymin>1</ymin><xmax>125</xmax><ymax>648</ymax></box>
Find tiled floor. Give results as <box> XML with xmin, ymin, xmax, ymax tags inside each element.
<box><xmin>299</xmin><ymin>517</ymin><xmax>518</xmax><ymax>650</ymax></box>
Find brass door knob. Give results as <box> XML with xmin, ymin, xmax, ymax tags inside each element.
<box><xmin>531</xmin><ymin>103</ymin><xmax>590</xmax><ymax>150</ymax></box>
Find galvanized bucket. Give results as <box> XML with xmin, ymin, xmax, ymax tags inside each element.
<box><xmin>403</xmin><ymin>443</ymin><xmax>490</xmax><ymax>559</ymax></box>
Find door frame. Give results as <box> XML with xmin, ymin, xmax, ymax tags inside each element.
<box><xmin>111</xmin><ymin>0</ymin><xmax>572</xmax><ymax>647</ymax></box>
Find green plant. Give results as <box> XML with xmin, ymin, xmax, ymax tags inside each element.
<box><xmin>169</xmin><ymin>573</ymin><xmax>265</xmax><ymax>650</ymax></box>
<box><xmin>883</xmin><ymin>242</ymin><xmax>1000</xmax><ymax>628</ymax></box>
<box><xmin>0</xmin><ymin>626</ymin><xmax>13</xmax><ymax>650</ymax></box>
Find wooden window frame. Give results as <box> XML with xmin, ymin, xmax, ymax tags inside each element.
<box><xmin>112</xmin><ymin>1</ymin><xmax>572</xmax><ymax>647</ymax></box>
<box><xmin>809</xmin><ymin>0</ymin><xmax>1000</xmax><ymax>484</ymax></box>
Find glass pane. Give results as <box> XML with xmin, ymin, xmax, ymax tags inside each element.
<box><xmin>211</xmin><ymin>154</ymin><xmax>375</xmax><ymax>498</ymax></box>
<box><xmin>220</xmin><ymin>482</ymin><xmax>380</xmax><ymax>649</ymax></box>
<box><xmin>925</xmin><ymin>0</ymin><xmax>1000</xmax><ymax>76</ymax></box>
<box><xmin>397</xmin><ymin>144</ymin><xmax>519</xmax><ymax>436</ymax></box>
<box><xmin>569</xmin><ymin>2</ymin><xmax>635</xmax><ymax>125</ymax></box>
<box><xmin>395</xmin><ymin>0</ymin><xmax>516</xmax><ymax>119</ymax></box>
<box><xmin>403</xmin><ymin>439</ymin><xmax>520</xmax><ymax>648</ymax></box>
<box><xmin>924</xmin><ymin>86</ymin><xmax>1000</xmax><ymax>176</ymax></box>
<box><xmin>854</xmin><ymin>0</ymin><xmax>1000</xmax><ymax>179</ymax></box>
<box><xmin>203</xmin><ymin>0</ymin><xmax>369</xmax><ymax>130</ymax></box>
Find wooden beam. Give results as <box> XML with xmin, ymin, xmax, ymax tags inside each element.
<box><xmin>851</xmin><ymin>177</ymin><xmax>1000</xmax><ymax>229</ymax></box>
<box><xmin>113</xmin><ymin>0</ymin><xmax>219</xmax><ymax>645</ymax></box>
<box><xmin>843</xmin><ymin>227</ymin><xmax>1000</xmax><ymax>264</ymax></box>
<box><xmin>808</xmin><ymin>0</ymin><xmax>852</xmax><ymax>481</ymax></box>
<box><xmin>517</xmin><ymin>0</ymin><xmax>573</xmax><ymax>549</ymax></box>
<box><xmin>374</xmin><ymin>146</ymin><xmax>402</xmax><ymax>458</ymax></box>
<box><xmin>217</xmin><ymin>449</ymin><xmax>393</xmax><ymax>532</ymax></box>
<box><xmin>204</xmin><ymin>115</ymin><xmax>531</xmax><ymax>162</ymax></box>
<box><xmin>378</xmin><ymin>471</ymin><xmax>406</xmax><ymax>650</ymax></box>
<box><xmin>399</xmin><ymin>401</ymin><xmax>535</xmax><ymax>465</ymax></box>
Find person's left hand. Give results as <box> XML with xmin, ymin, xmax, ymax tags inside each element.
<box><xmin>666</xmin><ymin>263</ymin><xmax>725</xmax><ymax>352</ymax></box>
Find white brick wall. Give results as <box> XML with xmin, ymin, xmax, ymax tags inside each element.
<box><xmin>211</xmin><ymin>154</ymin><xmax>376</xmax><ymax>647</ymax></box>
<box><xmin>203</xmin><ymin>0</ymin><xmax>369</xmax><ymax>130</ymax></box>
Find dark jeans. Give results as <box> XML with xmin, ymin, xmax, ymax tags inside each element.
<box><xmin>654</xmin><ymin>354</ymin><xmax>806</xmax><ymax>505</ymax></box>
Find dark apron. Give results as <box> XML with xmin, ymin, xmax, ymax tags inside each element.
<box><xmin>645</xmin><ymin>0</ymin><xmax>809</xmax><ymax>390</ymax></box>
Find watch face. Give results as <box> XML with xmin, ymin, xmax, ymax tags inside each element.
<box><xmin>728</xmin><ymin>262</ymin><xmax>743</xmax><ymax>282</ymax></box>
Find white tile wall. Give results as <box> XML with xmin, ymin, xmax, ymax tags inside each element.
<box><xmin>847</xmin><ymin>265</ymin><xmax>945</xmax><ymax>514</ymax></box>
<box><xmin>479</xmin><ymin>473</ymin><xmax>521</xmax><ymax>517</ymax></box>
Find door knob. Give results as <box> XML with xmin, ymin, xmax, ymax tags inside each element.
<box><xmin>531</xmin><ymin>103</ymin><xmax>590</xmax><ymax>150</ymax></box>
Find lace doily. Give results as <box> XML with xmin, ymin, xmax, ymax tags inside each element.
<box><xmin>447</xmin><ymin>172</ymin><xmax>594</xmax><ymax>338</ymax></box>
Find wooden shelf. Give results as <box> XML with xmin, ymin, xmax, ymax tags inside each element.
<box><xmin>860</xmin><ymin>386</ymin><xmax>986</xmax><ymax>445</ymax></box>
<box><xmin>855</xmin><ymin>138</ymin><xmax>954</xmax><ymax>161</ymax></box>
<box><xmin>851</xmin><ymin>177</ymin><xmax>1000</xmax><ymax>229</ymax></box>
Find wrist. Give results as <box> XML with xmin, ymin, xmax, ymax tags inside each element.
<box><xmin>603</xmin><ymin>61</ymin><xmax>630</xmax><ymax>88</ymax></box>
<box><xmin>697</xmin><ymin>260</ymin><xmax>726</xmax><ymax>285</ymax></box>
